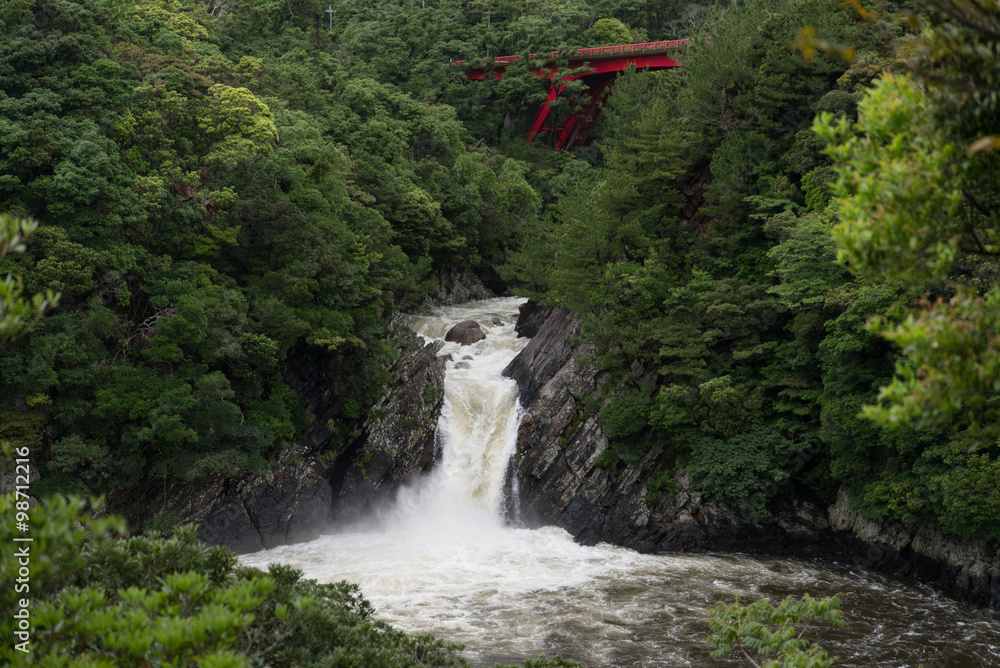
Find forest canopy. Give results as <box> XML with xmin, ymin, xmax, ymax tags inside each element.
<box><xmin>2</xmin><ymin>0</ymin><xmax>999</xmax><ymax>568</ymax></box>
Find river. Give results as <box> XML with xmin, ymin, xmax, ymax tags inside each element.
<box><xmin>241</xmin><ymin>297</ymin><xmax>999</xmax><ymax>667</ymax></box>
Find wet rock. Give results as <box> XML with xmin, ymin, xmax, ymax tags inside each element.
<box><xmin>329</xmin><ymin>324</ymin><xmax>446</xmax><ymax>525</ymax></box>
<box><xmin>445</xmin><ymin>320</ymin><xmax>486</xmax><ymax>346</ymax></box>
<box><xmin>513</xmin><ymin>299</ymin><xmax>548</xmax><ymax>339</ymax></box>
<box><xmin>454</xmin><ymin>362</ymin><xmax>470</xmax><ymax>369</ymax></box>
<box><xmin>471</xmin><ymin>258</ymin><xmax>508</xmax><ymax>296</ymax></box>
<box><xmin>826</xmin><ymin>488</ymin><xmax>1000</xmax><ymax>608</ymax></box>
<box><xmin>179</xmin><ymin>449</ymin><xmax>333</xmax><ymax>554</ymax></box>
<box><xmin>503</xmin><ymin>307</ymin><xmax>579</xmax><ymax>408</ymax></box>
<box><xmin>424</xmin><ymin>267</ymin><xmax>495</xmax><ymax>306</ymax></box>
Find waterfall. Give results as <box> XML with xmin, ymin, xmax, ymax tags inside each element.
<box><xmin>391</xmin><ymin>297</ymin><xmax>528</xmax><ymax>530</ymax></box>
<box><xmin>241</xmin><ymin>298</ymin><xmax>1000</xmax><ymax>668</ymax></box>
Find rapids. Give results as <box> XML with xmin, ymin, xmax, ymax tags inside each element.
<box><xmin>241</xmin><ymin>298</ymin><xmax>999</xmax><ymax>667</ymax></box>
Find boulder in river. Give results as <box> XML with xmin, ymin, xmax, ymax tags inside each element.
<box><xmin>445</xmin><ymin>320</ymin><xmax>485</xmax><ymax>346</ymax></box>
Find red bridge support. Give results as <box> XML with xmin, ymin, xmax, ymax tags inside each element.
<box><xmin>464</xmin><ymin>40</ymin><xmax>687</xmax><ymax>150</ymax></box>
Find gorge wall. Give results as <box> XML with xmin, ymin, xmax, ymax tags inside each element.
<box><xmin>162</xmin><ymin>316</ymin><xmax>445</xmax><ymax>553</ymax></box>
<box><xmin>168</xmin><ymin>268</ymin><xmax>497</xmax><ymax>552</ymax></box>
<box><xmin>503</xmin><ymin>303</ymin><xmax>1000</xmax><ymax>610</ymax></box>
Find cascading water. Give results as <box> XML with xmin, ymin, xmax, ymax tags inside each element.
<box><xmin>242</xmin><ymin>298</ymin><xmax>999</xmax><ymax>667</ymax></box>
<box><xmin>389</xmin><ymin>297</ymin><xmax>528</xmax><ymax>529</ymax></box>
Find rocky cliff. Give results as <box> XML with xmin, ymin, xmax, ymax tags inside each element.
<box><xmin>827</xmin><ymin>488</ymin><xmax>1000</xmax><ymax>609</ymax></box>
<box><xmin>174</xmin><ymin>270</ymin><xmax>498</xmax><ymax>553</ymax></box>
<box><xmin>503</xmin><ymin>303</ymin><xmax>1000</xmax><ymax>609</ymax></box>
<box><xmin>172</xmin><ymin>292</ymin><xmax>1000</xmax><ymax>608</ymax></box>
<box><xmin>161</xmin><ymin>314</ymin><xmax>447</xmax><ymax>554</ymax></box>
<box><xmin>424</xmin><ymin>266</ymin><xmax>496</xmax><ymax>306</ymax></box>
<box><xmin>325</xmin><ymin>322</ymin><xmax>446</xmax><ymax>526</ymax></box>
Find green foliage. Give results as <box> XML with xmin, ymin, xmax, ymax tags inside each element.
<box><xmin>33</xmin><ymin>571</ymin><xmax>271</xmax><ymax>667</ymax></box>
<box><xmin>936</xmin><ymin>454</ymin><xmax>1000</xmax><ymax>542</ymax></box>
<box><xmin>599</xmin><ymin>388</ymin><xmax>652</xmax><ymax>440</ymax></box>
<box><xmin>707</xmin><ymin>594</ymin><xmax>846</xmax><ymax>667</ymax></box>
<box><xmin>863</xmin><ymin>287</ymin><xmax>1000</xmax><ymax>428</ymax></box>
<box><xmin>0</xmin><ymin>494</ymin><xmax>470</xmax><ymax>666</ymax></box>
<box><xmin>817</xmin><ymin>75</ymin><xmax>965</xmax><ymax>288</ymax></box>
<box><xmin>200</xmin><ymin>83</ymin><xmax>279</xmax><ymax>167</ymax></box>
<box><xmin>914</xmin><ymin>0</ymin><xmax>1000</xmax><ymax>156</ymax></box>
<box><xmin>817</xmin><ymin>0</ymin><xmax>1000</xmax><ymax>427</ymax></box>
<box><xmin>685</xmin><ymin>427</ymin><xmax>800</xmax><ymax>520</ymax></box>
<box><xmin>803</xmin><ymin>0</ymin><xmax>1000</xmax><ymax>540</ymax></box>
<box><xmin>645</xmin><ymin>467</ymin><xmax>676</xmax><ymax>506</ymax></box>
<box><xmin>766</xmin><ymin>211</ymin><xmax>849</xmax><ymax>309</ymax></box>
<box><xmin>0</xmin><ymin>0</ymin><xmax>554</xmax><ymax>516</ymax></box>
<box><xmin>0</xmin><ymin>0</ymin><xmax>33</xmax><ymax>29</ymax></box>
<box><xmin>588</xmin><ymin>18</ymin><xmax>632</xmax><ymax>46</ymax></box>
<box><xmin>499</xmin><ymin>0</ymin><xmax>947</xmax><ymax>528</ymax></box>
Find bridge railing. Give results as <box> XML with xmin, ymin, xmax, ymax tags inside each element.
<box><xmin>458</xmin><ymin>39</ymin><xmax>689</xmax><ymax>67</ymax></box>
<box><xmin>489</xmin><ymin>40</ymin><xmax>689</xmax><ymax>64</ymax></box>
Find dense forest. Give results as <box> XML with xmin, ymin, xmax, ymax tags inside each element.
<box><xmin>1</xmin><ymin>0</ymin><xmax>998</xmax><ymax>663</ymax></box>
<box><xmin>511</xmin><ymin>0</ymin><xmax>1000</xmax><ymax>543</ymax></box>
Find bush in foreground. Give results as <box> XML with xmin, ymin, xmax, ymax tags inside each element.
<box><xmin>0</xmin><ymin>493</ymin><xmax>470</xmax><ymax>667</ymax></box>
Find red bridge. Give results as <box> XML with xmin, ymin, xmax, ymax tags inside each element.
<box><xmin>464</xmin><ymin>40</ymin><xmax>688</xmax><ymax>150</ymax></box>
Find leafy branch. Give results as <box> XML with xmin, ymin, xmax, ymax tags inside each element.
<box><xmin>707</xmin><ymin>594</ymin><xmax>846</xmax><ymax>668</ymax></box>
<box><xmin>0</xmin><ymin>213</ymin><xmax>60</xmax><ymax>347</ymax></box>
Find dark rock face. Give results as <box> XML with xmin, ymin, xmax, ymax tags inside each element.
<box><xmin>503</xmin><ymin>307</ymin><xmax>578</xmax><ymax>407</ymax></box>
<box><xmin>328</xmin><ymin>326</ymin><xmax>446</xmax><ymax>525</ymax></box>
<box><xmin>504</xmin><ymin>305</ymin><xmax>1000</xmax><ymax>609</ymax></box>
<box><xmin>825</xmin><ymin>488</ymin><xmax>1000</xmax><ymax>609</ymax></box>
<box><xmin>513</xmin><ymin>299</ymin><xmax>548</xmax><ymax>339</ymax></box>
<box><xmin>425</xmin><ymin>267</ymin><xmax>495</xmax><ymax>306</ymax></box>
<box><xmin>195</xmin><ymin>451</ymin><xmax>332</xmax><ymax>553</ymax></box>
<box><xmin>445</xmin><ymin>320</ymin><xmax>486</xmax><ymax>346</ymax></box>
<box><xmin>472</xmin><ymin>258</ymin><xmax>508</xmax><ymax>295</ymax></box>
<box><xmin>169</xmin><ymin>341</ymin><xmax>348</xmax><ymax>553</ymax></box>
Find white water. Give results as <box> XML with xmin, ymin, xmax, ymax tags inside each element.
<box><xmin>242</xmin><ymin>298</ymin><xmax>1000</xmax><ymax>667</ymax></box>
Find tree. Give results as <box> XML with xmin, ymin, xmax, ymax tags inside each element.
<box><xmin>707</xmin><ymin>594</ymin><xmax>846</xmax><ymax>668</ymax></box>
<box><xmin>814</xmin><ymin>0</ymin><xmax>1000</xmax><ymax>429</ymax></box>
<box><xmin>588</xmin><ymin>18</ymin><xmax>632</xmax><ymax>45</ymax></box>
